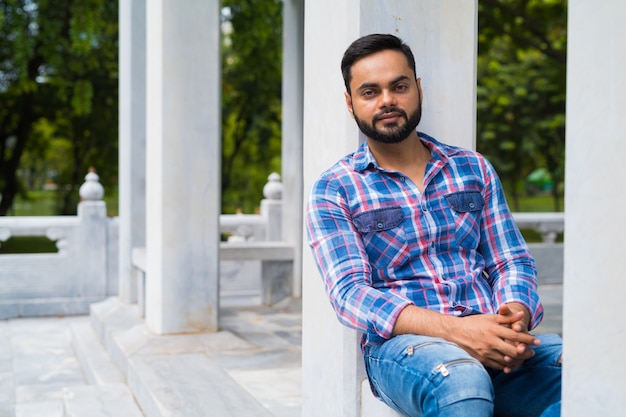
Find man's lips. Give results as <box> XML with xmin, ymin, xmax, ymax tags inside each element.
<box><xmin>376</xmin><ymin>112</ymin><xmax>403</xmax><ymax>124</ymax></box>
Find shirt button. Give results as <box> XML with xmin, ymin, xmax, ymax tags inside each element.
<box><xmin>430</xmin><ymin>241</ymin><xmax>435</xmax><ymax>248</ymax></box>
<box><xmin>468</xmin><ymin>202</ymin><xmax>476</xmax><ymax>209</ymax></box>
<box><xmin>376</xmin><ymin>222</ymin><xmax>384</xmax><ymax>229</ymax></box>
<box><xmin>400</xmin><ymin>176</ymin><xmax>406</xmax><ymax>182</ymax></box>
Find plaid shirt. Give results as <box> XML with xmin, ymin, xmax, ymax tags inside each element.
<box><xmin>306</xmin><ymin>132</ymin><xmax>542</xmax><ymax>348</ymax></box>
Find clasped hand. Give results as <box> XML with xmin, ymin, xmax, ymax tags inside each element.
<box><xmin>451</xmin><ymin>303</ymin><xmax>540</xmax><ymax>373</ymax></box>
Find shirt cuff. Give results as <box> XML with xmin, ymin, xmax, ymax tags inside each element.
<box><xmin>367</xmin><ymin>292</ymin><xmax>413</xmax><ymax>340</ymax></box>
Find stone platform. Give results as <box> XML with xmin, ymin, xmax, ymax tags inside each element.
<box><xmin>0</xmin><ymin>284</ymin><xmax>561</xmax><ymax>417</ymax></box>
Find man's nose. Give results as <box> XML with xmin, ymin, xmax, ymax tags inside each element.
<box><xmin>379</xmin><ymin>89</ymin><xmax>396</xmax><ymax>107</ymax></box>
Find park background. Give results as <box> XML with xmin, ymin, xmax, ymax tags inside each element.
<box><xmin>0</xmin><ymin>0</ymin><xmax>566</xmax><ymax>251</ymax></box>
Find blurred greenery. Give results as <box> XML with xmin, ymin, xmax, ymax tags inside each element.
<box><xmin>0</xmin><ymin>235</ymin><xmax>57</xmax><ymax>253</ymax></box>
<box><xmin>477</xmin><ymin>0</ymin><xmax>567</xmax><ymax>212</ymax></box>
<box><xmin>1</xmin><ymin>0</ymin><xmax>566</xmax><ymax>219</ymax></box>
<box><xmin>0</xmin><ymin>0</ymin><xmax>119</xmax><ymax>216</ymax></box>
<box><xmin>220</xmin><ymin>0</ymin><xmax>283</xmax><ymax>214</ymax></box>
<box><xmin>11</xmin><ymin>189</ymin><xmax>118</xmax><ymax>216</ymax></box>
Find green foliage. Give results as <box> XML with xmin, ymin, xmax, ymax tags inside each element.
<box><xmin>1</xmin><ymin>0</ymin><xmax>567</xmax><ymax>219</ymax></box>
<box><xmin>0</xmin><ymin>235</ymin><xmax>57</xmax><ymax>253</ymax></box>
<box><xmin>477</xmin><ymin>0</ymin><xmax>567</xmax><ymax>211</ymax></box>
<box><xmin>221</xmin><ymin>0</ymin><xmax>283</xmax><ymax>214</ymax></box>
<box><xmin>0</xmin><ymin>0</ymin><xmax>118</xmax><ymax>215</ymax></box>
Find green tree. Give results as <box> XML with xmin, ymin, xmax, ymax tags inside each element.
<box><xmin>0</xmin><ymin>0</ymin><xmax>118</xmax><ymax>215</ymax></box>
<box><xmin>477</xmin><ymin>0</ymin><xmax>567</xmax><ymax>211</ymax></box>
<box><xmin>220</xmin><ymin>0</ymin><xmax>282</xmax><ymax>214</ymax></box>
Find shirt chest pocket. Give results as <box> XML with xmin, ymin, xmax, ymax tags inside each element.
<box><xmin>353</xmin><ymin>207</ymin><xmax>410</xmax><ymax>269</ymax></box>
<box><xmin>443</xmin><ymin>191</ymin><xmax>484</xmax><ymax>250</ymax></box>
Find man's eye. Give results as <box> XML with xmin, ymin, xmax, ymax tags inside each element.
<box><xmin>395</xmin><ymin>85</ymin><xmax>408</xmax><ymax>92</ymax></box>
<box><xmin>362</xmin><ymin>90</ymin><xmax>375</xmax><ymax>97</ymax></box>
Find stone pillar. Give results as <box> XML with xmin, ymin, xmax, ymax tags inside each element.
<box><xmin>261</xmin><ymin>173</ymin><xmax>284</xmax><ymax>242</ymax></box>
<box><xmin>118</xmin><ymin>0</ymin><xmax>146</xmax><ymax>303</ymax></box>
<box><xmin>145</xmin><ymin>0</ymin><xmax>221</xmax><ymax>334</ymax></box>
<box><xmin>563</xmin><ymin>1</ymin><xmax>626</xmax><ymax>414</ymax></box>
<box><xmin>78</xmin><ymin>171</ymin><xmax>107</xmax><ymax>299</ymax></box>
<box><xmin>282</xmin><ymin>0</ymin><xmax>305</xmax><ymax>297</ymax></box>
<box><xmin>301</xmin><ymin>1</ymin><xmax>477</xmax><ymax>416</ymax></box>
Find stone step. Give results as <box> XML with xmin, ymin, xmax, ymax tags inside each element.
<box><xmin>89</xmin><ymin>297</ymin><xmax>144</xmax><ymax>374</ymax></box>
<box><xmin>70</xmin><ymin>321</ymin><xmax>125</xmax><ymax>386</ymax></box>
<box><xmin>88</xmin><ymin>297</ymin><xmax>303</xmax><ymax>417</ymax></box>
<box><xmin>127</xmin><ymin>354</ymin><xmax>274</xmax><ymax>417</ymax></box>
<box><xmin>63</xmin><ymin>384</ymin><xmax>145</xmax><ymax>417</ymax></box>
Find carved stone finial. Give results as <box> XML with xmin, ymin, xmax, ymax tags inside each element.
<box><xmin>79</xmin><ymin>168</ymin><xmax>105</xmax><ymax>201</ymax></box>
<box><xmin>263</xmin><ymin>172</ymin><xmax>282</xmax><ymax>200</ymax></box>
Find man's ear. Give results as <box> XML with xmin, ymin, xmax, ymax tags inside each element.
<box><xmin>416</xmin><ymin>77</ymin><xmax>422</xmax><ymax>99</ymax></box>
<box><xmin>344</xmin><ymin>91</ymin><xmax>355</xmax><ymax>119</ymax></box>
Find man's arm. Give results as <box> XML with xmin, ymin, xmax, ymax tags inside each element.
<box><xmin>306</xmin><ymin>175</ymin><xmax>412</xmax><ymax>340</ymax></box>
<box><xmin>470</xmin><ymin>157</ymin><xmax>542</xmax><ymax>371</ymax></box>
<box><xmin>393</xmin><ymin>304</ymin><xmax>540</xmax><ymax>372</ymax></box>
<box><xmin>477</xmin><ymin>157</ymin><xmax>543</xmax><ymax>329</ymax></box>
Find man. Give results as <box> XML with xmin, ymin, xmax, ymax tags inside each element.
<box><xmin>306</xmin><ymin>34</ymin><xmax>562</xmax><ymax>417</ymax></box>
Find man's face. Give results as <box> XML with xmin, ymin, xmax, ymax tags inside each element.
<box><xmin>345</xmin><ymin>49</ymin><xmax>422</xmax><ymax>144</ymax></box>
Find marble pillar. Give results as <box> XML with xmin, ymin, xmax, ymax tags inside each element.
<box><xmin>144</xmin><ymin>0</ymin><xmax>221</xmax><ymax>334</ymax></box>
<box><xmin>118</xmin><ymin>0</ymin><xmax>146</xmax><ymax>304</ymax></box>
<box><xmin>282</xmin><ymin>0</ymin><xmax>305</xmax><ymax>297</ymax></box>
<box><xmin>563</xmin><ymin>1</ymin><xmax>626</xmax><ymax>414</ymax></box>
<box><xmin>301</xmin><ymin>1</ymin><xmax>477</xmax><ymax>416</ymax></box>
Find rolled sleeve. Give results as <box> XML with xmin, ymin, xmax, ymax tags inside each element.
<box><xmin>479</xmin><ymin>158</ymin><xmax>544</xmax><ymax>329</ymax></box>
<box><xmin>306</xmin><ymin>175</ymin><xmax>410</xmax><ymax>340</ymax></box>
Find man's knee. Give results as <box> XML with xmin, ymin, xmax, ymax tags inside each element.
<box><xmin>367</xmin><ymin>336</ymin><xmax>496</xmax><ymax>416</ymax></box>
<box><xmin>428</xmin><ymin>358</ymin><xmax>494</xmax><ymax>412</ymax></box>
<box><xmin>533</xmin><ymin>334</ymin><xmax>563</xmax><ymax>367</ymax></box>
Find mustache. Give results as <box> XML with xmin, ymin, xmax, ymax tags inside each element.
<box><xmin>373</xmin><ymin>107</ymin><xmax>408</xmax><ymax>123</ymax></box>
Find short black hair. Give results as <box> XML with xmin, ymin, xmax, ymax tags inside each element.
<box><xmin>341</xmin><ymin>33</ymin><xmax>417</xmax><ymax>94</ymax></box>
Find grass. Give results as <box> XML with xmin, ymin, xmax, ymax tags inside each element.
<box><xmin>2</xmin><ymin>189</ymin><xmax>118</xmax><ymax>253</ymax></box>
<box><xmin>11</xmin><ymin>191</ymin><xmax>58</xmax><ymax>216</ymax></box>
<box><xmin>509</xmin><ymin>195</ymin><xmax>562</xmax><ymax>213</ymax></box>
<box><xmin>0</xmin><ymin>236</ymin><xmax>58</xmax><ymax>254</ymax></box>
<box><xmin>11</xmin><ymin>190</ymin><xmax>119</xmax><ymax>217</ymax></box>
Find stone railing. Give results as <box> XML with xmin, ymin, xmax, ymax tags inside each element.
<box><xmin>218</xmin><ymin>172</ymin><xmax>294</xmax><ymax>307</ymax></box>
<box><xmin>512</xmin><ymin>212</ymin><xmax>565</xmax><ymax>244</ymax></box>
<box><xmin>131</xmin><ymin>172</ymin><xmax>294</xmax><ymax>311</ymax></box>
<box><xmin>0</xmin><ymin>170</ymin><xmax>118</xmax><ymax>319</ymax></box>
<box><xmin>0</xmin><ymin>171</ymin><xmax>564</xmax><ymax>318</ymax></box>
<box><xmin>219</xmin><ymin>172</ymin><xmax>284</xmax><ymax>242</ymax></box>
<box><xmin>513</xmin><ymin>212</ymin><xmax>565</xmax><ymax>285</ymax></box>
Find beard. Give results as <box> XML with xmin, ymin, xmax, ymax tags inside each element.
<box><xmin>354</xmin><ymin>104</ymin><xmax>422</xmax><ymax>144</ymax></box>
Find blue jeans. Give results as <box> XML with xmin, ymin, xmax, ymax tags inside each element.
<box><xmin>364</xmin><ymin>333</ymin><xmax>562</xmax><ymax>417</ymax></box>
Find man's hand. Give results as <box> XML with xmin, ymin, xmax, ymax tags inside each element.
<box><xmin>392</xmin><ymin>304</ymin><xmax>540</xmax><ymax>372</ymax></box>
<box><xmin>498</xmin><ymin>302</ymin><xmax>530</xmax><ymax>332</ymax></box>
<box><xmin>497</xmin><ymin>303</ymin><xmax>538</xmax><ymax>373</ymax></box>
<box><xmin>448</xmin><ymin>312</ymin><xmax>540</xmax><ymax>372</ymax></box>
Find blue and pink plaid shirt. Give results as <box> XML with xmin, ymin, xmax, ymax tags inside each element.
<box><xmin>306</xmin><ymin>132</ymin><xmax>543</xmax><ymax>348</ymax></box>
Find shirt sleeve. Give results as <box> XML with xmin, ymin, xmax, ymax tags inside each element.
<box><xmin>477</xmin><ymin>157</ymin><xmax>544</xmax><ymax>330</ymax></box>
<box><xmin>305</xmin><ymin>175</ymin><xmax>412</xmax><ymax>340</ymax></box>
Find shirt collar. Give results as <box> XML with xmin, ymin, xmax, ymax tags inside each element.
<box><xmin>352</xmin><ymin>131</ymin><xmax>462</xmax><ymax>172</ymax></box>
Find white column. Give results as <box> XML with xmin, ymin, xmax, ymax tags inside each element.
<box><xmin>78</xmin><ymin>171</ymin><xmax>107</xmax><ymax>299</ymax></box>
<box><xmin>145</xmin><ymin>0</ymin><xmax>221</xmax><ymax>334</ymax></box>
<box><xmin>118</xmin><ymin>0</ymin><xmax>146</xmax><ymax>303</ymax></box>
<box><xmin>282</xmin><ymin>0</ymin><xmax>305</xmax><ymax>297</ymax></box>
<box><xmin>301</xmin><ymin>1</ymin><xmax>477</xmax><ymax>416</ymax></box>
<box><xmin>563</xmin><ymin>1</ymin><xmax>626</xmax><ymax>415</ymax></box>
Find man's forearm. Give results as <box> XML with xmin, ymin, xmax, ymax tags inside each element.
<box><xmin>392</xmin><ymin>304</ymin><xmax>454</xmax><ymax>338</ymax></box>
<box><xmin>391</xmin><ymin>303</ymin><xmax>540</xmax><ymax>371</ymax></box>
